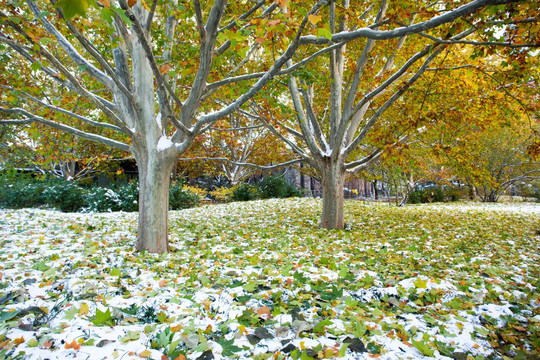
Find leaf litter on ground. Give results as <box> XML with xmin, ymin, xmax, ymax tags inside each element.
<box><xmin>0</xmin><ymin>198</ymin><xmax>538</xmax><ymax>360</ymax></box>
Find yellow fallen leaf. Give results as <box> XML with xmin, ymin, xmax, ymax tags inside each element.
<box><xmin>139</xmin><ymin>349</ymin><xmax>152</xmax><ymax>358</ymax></box>
<box><xmin>79</xmin><ymin>303</ymin><xmax>89</xmax><ymax>316</ymax></box>
<box><xmin>171</xmin><ymin>324</ymin><xmax>183</xmax><ymax>332</ymax></box>
<box><xmin>14</xmin><ymin>336</ymin><xmax>25</xmax><ymax>345</ymax></box>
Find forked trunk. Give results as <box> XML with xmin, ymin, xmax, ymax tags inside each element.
<box><xmin>134</xmin><ymin>145</ymin><xmax>177</xmax><ymax>253</ymax></box>
<box><xmin>320</xmin><ymin>164</ymin><xmax>345</xmax><ymax>229</ymax></box>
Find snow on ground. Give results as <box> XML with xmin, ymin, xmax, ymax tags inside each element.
<box><xmin>0</xmin><ymin>199</ymin><xmax>538</xmax><ymax>359</ymax></box>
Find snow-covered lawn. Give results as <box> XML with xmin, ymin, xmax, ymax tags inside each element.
<box><xmin>0</xmin><ymin>199</ymin><xmax>538</xmax><ymax>360</ymax></box>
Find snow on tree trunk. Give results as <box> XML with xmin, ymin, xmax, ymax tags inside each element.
<box><xmin>320</xmin><ymin>162</ymin><xmax>345</xmax><ymax>229</ymax></box>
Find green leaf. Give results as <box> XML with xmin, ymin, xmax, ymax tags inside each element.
<box><xmin>317</xmin><ymin>28</ymin><xmax>333</xmax><ymax>41</ymax></box>
<box><xmin>63</xmin><ymin>307</ymin><xmax>78</xmax><ymax>320</ymax></box>
<box><xmin>120</xmin><ymin>330</ymin><xmax>140</xmax><ymax>343</ymax></box>
<box><xmin>90</xmin><ymin>308</ymin><xmax>114</xmax><ymax>326</ymax></box>
<box><xmin>55</xmin><ymin>0</ymin><xmax>94</xmax><ymax>20</ymax></box>
<box><xmin>412</xmin><ymin>336</ymin><xmax>435</xmax><ymax>357</ymax></box>
<box><xmin>338</xmin><ymin>343</ymin><xmax>349</xmax><ymax>357</ymax></box>
<box><xmin>32</xmin><ymin>261</ymin><xmax>49</xmax><ymax>272</ymax></box>
<box><xmin>215</xmin><ymin>337</ymin><xmax>243</xmax><ymax>357</ymax></box>
<box><xmin>352</xmin><ymin>321</ymin><xmax>367</xmax><ymax>337</ymax></box>
<box><xmin>413</xmin><ymin>278</ymin><xmax>428</xmax><ymax>289</ymax></box>
<box><xmin>313</xmin><ymin>319</ymin><xmax>333</xmax><ymax>333</ymax></box>
<box><xmin>0</xmin><ymin>309</ymin><xmax>22</xmax><ymax>322</ymax></box>
<box><xmin>434</xmin><ymin>339</ymin><xmax>455</xmax><ymax>356</ymax></box>
<box><xmin>293</xmin><ymin>271</ymin><xmax>309</xmax><ymax>284</ymax></box>
<box><xmin>282</xmin><ymin>263</ymin><xmax>294</xmax><ymax>276</ymax></box>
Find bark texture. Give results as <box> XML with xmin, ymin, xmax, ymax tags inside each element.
<box><xmin>319</xmin><ymin>162</ymin><xmax>345</xmax><ymax>229</ymax></box>
<box><xmin>133</xmin><ymin>142</ymin><xmax>177</xmax><ymax>253</ymax></box>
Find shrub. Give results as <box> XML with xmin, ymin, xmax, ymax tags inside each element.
<box><xmin>169</xmin><ymin>183</ymin><xmax>200</xmax><ymax>210</ymax></box>
<box><xmin>42</xmin><ymin>182</ymin><xmax>88</xmax><ymax>212</ymax></box>
<box><xmin>0</xmin><ymin>172</ymin><xmax>50</xmax><ymax>208</ymax></box>
<box><xmin>231</xmin><ymin>183</ymin><xmax>259</xmax><ymax>201</ymax></box>
<box><xmin>114</xmin><ymin>182</ymin><xmax>139</xmax><ymax>211</ymax></box>
<box><xmin>84</xmin><ymin>187</ymin><xmax>123</xmax><ymax>212</ymax></box>
<box><xmin>408</xmin><ymin>187</ymin><xmax>444</xmax><ymax>204</ymax></box>
<box><xmin>182</xmin><ymin>185</ymin><xmax>208</xmax><ymax>199</ymax></box>
<box><xmin>443</xmin><ymin>187</ymin><xmax>463</xmax><ymax>202</ymax></box>
<box><xmin>209</xmin><ymin>186</ymin><xmax>233</xmax><ymax>202</ymax></box>
<box><xmin>256</xmin><ymin>176</ymin><xmax>302</xmax><ymax>199</ymax></box>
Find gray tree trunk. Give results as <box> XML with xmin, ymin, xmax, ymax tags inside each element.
<box><xmin>133</xmin><ymin>141</ymin><xmax>177</xmax><ymax>253</ymax></box>
<box><xmin>320</xmin><ymin>162</ymin><xmax>345</xmax><ymax>229</ymax></box>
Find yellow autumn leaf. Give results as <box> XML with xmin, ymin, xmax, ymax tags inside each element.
<box><xmin>171</xmin><ymin>324</ymin><xmax>183</xmax><ymax>332</ymax></box>
<box><xmin>79</xmin><ymin>303</ymin><xmax>89</xmax><ymax>316</ymax></box>
<box><xmin>308</xmin><ymin>14</ymin><xmax>322</xmax><ymax>25</ymax></box>
<box><xmin>138</xmin><ymin>349</ymin><xmax>152</xmax><ymax>358</ymax></box>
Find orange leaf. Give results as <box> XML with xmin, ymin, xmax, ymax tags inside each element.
<box><xmin>14</xmin><ymin>337</ymin><xmax>25</xmax><ymax>345</ymax></box>
<box><xmin>42</xmin><ymin>339</ymin><xmax>54</xmax><ymax>349</ymax></box>
<box><xmin>174</xmin><ymin>355</ymin><xmax>186</xmax><ymax>360</ymax></box>
<box><xmin>257</xmin><ymin>306</ymin><xmax>271</xmax><ymax>318</ymax></box>
<box><xmin>65</xmin><ymin>340</ymin><xmax>81</xmax><ymax>350</ymax></box>
<box><xmin>101</xmin><ymin>0</ymin><xmax>111</xmax><ymax>8</ymax></box>
<box><xmin>159</xmin><ymin>63</ymin><xmax>172</xmax><ymax>75</ymax></box>
<box><xmin>128</xmin><ymin>0</ymin><xmax>137</xmax><ymax>7</ymax></box>
<box><xmin>158</xmin><ymin>279</ymin><xmax>167</xmax><ymax>287</ymax></box>
<box><xmin>171</xmin><ymin>324</ymin><xmax>183</xmax><ymax>332</ymax></box>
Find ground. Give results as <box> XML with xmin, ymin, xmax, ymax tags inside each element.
<box><xmin>0</xmin><ymin>198</ymin><xmax>539</xmax><ymax>360</ymax></box>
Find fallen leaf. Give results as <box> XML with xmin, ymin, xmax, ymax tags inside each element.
<box><xmin>65</xmin><ymin>339</ymin><xmax>81</xmax><ymax>350</ymax></box>
<box><xmin>79</xmin><ymin>303</ymin><xmax>89</xmax><ymax>316</ymax></box>
<box><xmin>257</xmin><ymin>306</ymin><xmax>271</xmax><ymax>318</ymax></box>
<box><xmin>139</xmin><ymin>349</ymin><xmax>152</xmax><ymax>358</ymax></box>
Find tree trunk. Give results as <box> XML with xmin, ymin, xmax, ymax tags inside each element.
<box><xmin>133</xmin><ymin>144</ymin><xmax>177</xmax><ymax>253</ymax></box>
<box><xmin>320</xmin><ymin>163</ymin><xmax>345</xmax><ymax>229</ymax></box>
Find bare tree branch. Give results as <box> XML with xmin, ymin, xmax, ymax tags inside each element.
<box><xmin>193</xmin><ymin>0</ymin><xmax>207</xmax><ymax>40</ymax></box>
<box><xmin>300</xmin><ymin>0</ymin><xmax>521</xmax><ymax>44</ymax></box>
<box><xmin>146</xmin><ymin>0</ymin><xmax>159</xmax><ymax>33</ymax></box>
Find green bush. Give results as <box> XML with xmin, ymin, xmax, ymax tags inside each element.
<box><xmin>85</xmin><ymin>187</ymin><xmax>123</xmax><ymax>212</ymax></box>
<box><xmin>256</xmin><ymin>176</ymin><xmax>302</xmax><ymax>199</ymax></box>
<box><xmin>231</xmin><ymin>182</ymin><xmax>259</xmax><ymax>201</ymax></box>
<box><xmin>444</xmin><ymin>187</ymin><xmax>462</xmax><ymax>202</ymax></box>
<box><xmin>169</xmin><ymin>183</ymin><xmax>200</xmax><ymax>210</ymax></box>
<box><xmin>0</xmin><ymin>172</ymin><xmax>52</xmax><ymax>208</ymax></box>
<box><xmin>0</xmin><ymin>173</ymin><xmax>204</xmax><ymax>212</ymax></box>
<box><xmin>42</xmin><ymin>182</ymin><xmax>88</xmax><ymax>212</ymax></box>
<box><xmin>408</xmin><ymin>187</ymin><xmax>444</xmax><ymax>204</ymax></box>
<box><xmin>115</xmin><ymin>182</ymin><xmax>139</xmax><ymax>211</ymax></box>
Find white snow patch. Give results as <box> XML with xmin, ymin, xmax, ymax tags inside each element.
<box><xmin>157</xmin><ymin>135</ymin><xmax>173</xmax><ymax>152</ymax></box>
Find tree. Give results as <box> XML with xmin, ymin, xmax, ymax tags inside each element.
<box><xmin>178</xmin><ymin>112</ymin><xmax>291</xmax><ymax>185</ymax></box>
<box><xmin>0</xmin><ymin>0</ymin><xmax>333</xmax><ymax>253</ymax></box>
<box><xmin>256</xmin><ymin>0</ymin><xmax>538</xmax><ymax>228</ymax></box>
